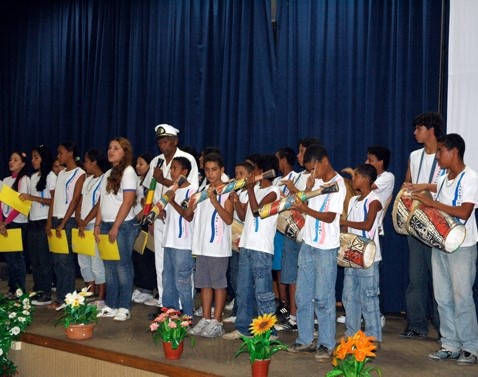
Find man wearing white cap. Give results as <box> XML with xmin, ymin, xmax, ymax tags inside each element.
<box><xmin>142</xmin><ymin>124</ymin><xmax>199</xmax><ymax>309</ymax></box>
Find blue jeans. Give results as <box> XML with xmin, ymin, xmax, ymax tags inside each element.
<box><xmin>342</xmin><ymin>262</ymin><xmax>381</xmax><ymax>342</ymax></box>
<box><xmin>101</xmin><ymin>219</ymin><xmax>136</xmax><ymax>310</ymax></box>
<box><xmin>4</xmin><ymin>222</ymin><xmax>27</xmax><ymax>293</ymax></box>
<box><xmin>28</xmin><ymin>219</ymin><xmax>52</xmax><ymax>296</ymax></box>
<box><xmin>162</xmin><ymin>247</ymin><xmax>194</xmax><ymax>317</ymax></box>
<box><xmin>295</xmin><ymin>243</ymin><xmax>338</xmax><ymax>350</ymax></box>
<box><xmin>406</xmin><ymin>236</ymin><xmax>439</xmax><ymax>335</ymax></box>
<box><xmin>51</xmin><ymin>217</ymin><xmax>76</xmax><ymax>302</ymax></box>
<box><xmin>236</xmin><ymin>248</ymin><xmax>276</xmax><ymax>336</ymax></box>
<box><xmin>281</xmin><ymin>237</ymin><xmax>301</xmax><ymax>284</ymax></box>
<box><xmin>227</xmin><ymin>251</ymin><xmax>240</xmax><ymax>316</ymax></box>
<box><xmin>432</xmin><ymin>246</ymin><xmax>478</xmax><ymax>355</ymax></box>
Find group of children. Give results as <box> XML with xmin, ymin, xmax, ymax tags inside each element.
<box><xmin>1</xmin><ymin>114</ymin><xmax>477</xmax><ymax>365</ymax></box>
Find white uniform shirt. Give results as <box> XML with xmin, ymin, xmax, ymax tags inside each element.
<box><xmin>29</xmin><ymin>171</ymin><xmax>57</xmax><ymax>221</ymax></box>
<box><xmin>80</xmin><ymin>175</ymin><xmax>104</xmax><ymax>225</ymax></box>
<box><xmin>435</xmin><ymin>166</ymin><xmax>478</xmax><ymax>247</ymax></box>
<box><xmin>52</xmin><ymin>167</ymin><xmax>85</xmax><ymax>218</ymax></box>
<box><xmin>192</xmin><ymin>189</ymin><xmax>232</xmax><ymax>257</ymax></box>
<box><xmin>99</xmin><ymin>166</ymin><xmax>137</xmax><ymax>222</ymax></box>
<box><xmin>302</xmin><ymin>173</ymin><xmax>346</xmax><ymax>249</ymax></box>
<box><xmin>346</xmin><ymin>192</ymin><xmax>382</xmax><ymax>262</ymax></box>
<box><xmin>239</xmin><ymin>185</ymin><xmax>280</xmax><ymax>254</ymax></box>
<box><xmin>409</xmin><ymin>148</ymin><xmax>443</xmax><ymax>185</ymax></box>
<box><xmin>162</xmin><ymin>185</ymin><xmax>197</xmax><ymax>250</ymax></box>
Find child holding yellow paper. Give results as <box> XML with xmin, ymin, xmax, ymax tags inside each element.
<box><xmin>0</xmin><ymin>151</ymin><xmax>30</xmax><ymax>298</ymax></box>
<box><xmin>19</xmin><ymin>145</ymin><xmax>57</xmax><ymax>305</ymax></box>
<box><xmin>76</xmin><ymin>149</ymin><xmax>109</xmax><ymax>306</ymax></box>
<box><xmin>46</xmin><ymin>142</ymin><xmax>86</xmax><ymax>309</ymax></box>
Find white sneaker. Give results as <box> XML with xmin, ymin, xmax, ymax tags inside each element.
<box><xmin>144</xmin><ymin>298</ymin><xmax>161</xmax><ymax>307</ymax></box>
<box><xmin>381</xmin><ymin>314</ymin><xmax>386</xmax><ymax>328</ymax></box>
<box><xmin>225</xmin><ymin>298</ymin><xmax>235</xmax><ymax>311</ymax></box>
<box><xmin>97</xmin><ymin>305</ymin><xmax>118</xmax><ymax>318</ymax></box>
<box><xmin>223</xmin><ymin>329</ymin><xmax>247</xmax><ymax>340</ymax></box>
<box><xmin>188</xmin><ymin>318</ymin><xmax>210</xmax><ymax>335</ymax></box>
<box><xmin>201</xmin><ymin>319</ymin><xmax>224</xmax><ymax>338</ymax></box>
<box><xmin>114</xmin><ymin>308</ymin><xmax>130</xmax><ymax>321</ymax></box>
<box><xmin>336</xmin><ymin>315</ymin><xmax>346</xmax><ymax>323</ymax></box>
<box><xmin>131</xmin><ymin>289</ymin><xmax>141</xmax><ymax>301</ymax></box>
<box><xmin>223</xmin><ymin>315</ymin><xmax>236</xmax><ymax>324</ymax></box>
<box><xmin>134</xmin><ymin>292</ymin><xmax>153</xmax><ymax>304</ymax></box>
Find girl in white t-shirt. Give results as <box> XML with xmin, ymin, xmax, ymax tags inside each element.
<box><xmin>19</xmin><ymin>146</ymin><xmax>57</xmax><ymax>305</ymax></box>
<box><xmin>46</xmin><ymin>142</ymin><xmax>86</xmax><ymax>308</ymax></box>
<box><xmin>0</xmin><ymin>151</ymin><xmax>30</xmax><ymax>297</ymax></box>
<box><xmin>94</xmin><ymin>138</ymin><xmax>137</xmax><ymax>322</ymax></box>
<box><xmin>76</xmin><ymin>149</ymin><xmax>110</xmax><ymax>306</ymax></box>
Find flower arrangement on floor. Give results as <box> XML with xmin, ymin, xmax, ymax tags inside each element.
<box><xmin>235</xmin><ymin>313</ymin><xmax>288</xmax><ymax>363</ymax></box>
<box><xmin>326</xmin><ymin>330</ymin><xmax>382</xmax><ymax>377</ymax></box>
<box><xmin>0</xmin><ymin>289</ymin><xmax>35</xmax><ymax>377</ymax></box>
<box><xmin>55</xmin><ymin>287</ymin><xmax>98</xmax><ymax>328</ymax></box>
<box><xmin>149</xmin><ymin>308</ymin><xmax>195</xmax><ymax>350</ymax></box>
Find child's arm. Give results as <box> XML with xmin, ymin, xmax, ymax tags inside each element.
<box><xmin>209</xmin><ymin>186</ymin><xmax>233</xmax><ymax>225</ymax></box>
<box><xmin>413</xmin><ymin>191</ymin><xmax>475</xmax><ymax>221</ymax></box>
<box><xmin>247</xmin><ymin>185</ymin><xmax>277</xmax><ymax>216</ymax></box>
<box><xmin>340</xmin><ymin>199</ymin><xmax>382</xmax><ymax>231</ymax></box>
<box><xmin>294</xmin><ymin>198</ymin><xmax>337</xmax><ymax>224</ymax></box>
<box><xmin>168</xmin><ymin>190</ymin><xmax>194</xmax><ymax>222</ymax></box>
<box><xmin>55</xmin><ymin>174</ymin><xmax>86</xmax><ymax>237</ymax></box>
<box><xmin>229</xmin><ymin>191</ymin><xmax>247</xmax><ymax>221</ymax></box>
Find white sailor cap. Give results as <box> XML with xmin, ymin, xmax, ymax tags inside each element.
<box><xmin>154</xmin><ymin>124</ymin><xmax>180</xmax><ymax>138</ymax></box>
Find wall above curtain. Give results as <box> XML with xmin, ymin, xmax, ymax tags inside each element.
<box><xmin>0</xmin><ymin>0</ymin><xmax>445</xmax><ymax>312</ymax></box>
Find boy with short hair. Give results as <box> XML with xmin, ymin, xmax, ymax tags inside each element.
<box><xmin>161</xmin><ymin>157</ymin><xmax>197</xmax><ymax>317</ymax></box>
<box><xmin>223</xmin><ymin>154</ymin><xmax>280</xmax><ymax>340</ymax></box>
<box><xmin>287</xmin><ymin>144</ymin><xmax>346</xmax><ymax>362</ymax></box>
<box><xmin>188</xmin><ymin>153</ymin><xmax>234</xmax><ymax>338</ymax></box>
<box><xmin>340</xmin><ymin>164</ymin><xmax>383</xmax><ymax>343</ymax></box>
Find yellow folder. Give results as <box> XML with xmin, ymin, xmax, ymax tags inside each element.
<box><xmin>0</xmin><ymin>228</ymin><xmax>23</xmax><ymax>252</ymax></box>
<box><xmin>97</xmin><ymin>235</ymin><xmax>120</xmax><ymax>260</ymax></box>
<box><xmin>133</xmin><ymin>230</ymin><xmax>148</xmax><ymax>255</ymax></box>
<box><xmin>71</xmin><ymin>229</ymin><xmax>95</xmax><ymax>256</ymax></box>
<box><xmin>48</xmin><ymin>231</ymin><xmax>69</xmax><ymax>254</ymax></box>
<box><xmin>0</xmin><ymin>185</ymin><xmax>32</xmax><ymax>216</ymax></box>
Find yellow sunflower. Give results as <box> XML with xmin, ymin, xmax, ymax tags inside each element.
<box><xmin>249</xmin><ymin>313</ymin><xmax>277</xmax><ymax>336</ymax></box>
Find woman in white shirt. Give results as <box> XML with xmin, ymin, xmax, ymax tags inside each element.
<box><xmin>94</xmin><ymin>137</ymin><xmax>137</xmax><ymax>321</ymax></box>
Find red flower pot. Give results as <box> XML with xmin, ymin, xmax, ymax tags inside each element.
<box><xmin>162</xmin><ymin>341</ymin><xmax>184</xmax><ymax>360</ymax></box>
<box><xmin>251</xmin><ymin>359</ymin><xmax>271</xmax><ymax>377</ymax></box>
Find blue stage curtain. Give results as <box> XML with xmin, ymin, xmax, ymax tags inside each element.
<box><xmin>274</xmin><ymin>0</ymin><xmax>444</xmax><ymax>312</ymax></box>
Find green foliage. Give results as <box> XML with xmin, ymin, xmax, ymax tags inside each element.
<box><xmin>55</xmin><ymin>289</ymin><xmax>98</xmax><ymax>328</ymax></box>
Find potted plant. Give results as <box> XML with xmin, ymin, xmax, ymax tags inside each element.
<box><xmin>55</xmin><ymin>287</ymin><xmax>98</xmax><ymax>340</ymax></box>
<box><xmin>0</xmin><ymin>289</ymin><xmax>35</xmax><ymax>377</ymax></box>
<box><xmin>235</xmin><ymin>313</ymin><xmax>288</xmax><ymax>377</ymax></box>
<box><xmin>326</xmin><ymin>330</ymin><xmax>382</xmax><ymax>377</ymax></box>
<box><xmin>149</xmin><ymin>308</ymin><xmax>195</xmax><ymax>360</ymax></box>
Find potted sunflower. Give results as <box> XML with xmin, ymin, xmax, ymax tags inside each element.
<box><xmin>326</xmin><ymin>330</ymin><xmax>382</xmax><ymax>377</ymax></box>
<box><xmin>55</xmin><ymin>287</ymin><xmax>98</xmax><ymax>340</ymax></box>
<box><xmin>235</xmin><ymin>313</ymin><xmax>288</xmax><ymax>377</ymax></box>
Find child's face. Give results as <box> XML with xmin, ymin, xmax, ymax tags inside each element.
<box><xmin>57</xmin><ymin>145</ymin><xmax>72</xmax><ymax>165</ymax></box>
<box><xmin>297</xmin><ymin>144</ymin><xmax>306</xmax><ymax>167</ymax></box>
<box><xmin>31</xmin><ymin>150</ymin><xmax>42</xmax><ymax>171</ymax></box>
<box><xmin>235</xmin><ymin>166</ymin><xmax>250</xmax><ymax>180</ymax></box>
<box><xmin>352</xmin><ymin>173</ymin><xmax>367</xmax><ymax>190</ymax></box>
<box><xmin>52</xmin><ymin>159</ymin><xmax>63</xmax><ymax>175</ymax></box>
<box><xmin>135</xmin><ymin>157</ymin><xmax>149</xmax><ymax>177</ymax></box>
<box><xmin>83</xmin><ymin>155</ymin><xmax>96</xmax><ymax>175</ymax></box>
<box><xmin>170</xmin><ymin>160</ymin><xmax>188</xmax><ymax>181</ymax></box>
<box><xmin>414</xmin><ymin>125</ymin><xmax>434</xmax><ymax>144</ymax></box>
<box><xmin>204</xmin><ymin>161</ymin><xmax>224</xmax><ymax>186</ymax></box>
<box><xmin>435</xmin><ymin>142</ymin><xmax>454</xmax><ymax>169</ymax></box>
<box><xmin>9</xmin><ymin>153</ymin><xmax>25</xmax><ymax>173</ymax></box>
<box><xmin>365</xmin><ymin>153</ymin><xmax>382</xmax><ymax>172</ymax></box>
<box><xmin>107</xmin><ymin>140</ymin><xmax>125</xmax><ymax>166</ymax></box>
<box><xmin>304</xmin><ymin>158</ymin><xmax>325</xmax><ymax>179</ymax></box>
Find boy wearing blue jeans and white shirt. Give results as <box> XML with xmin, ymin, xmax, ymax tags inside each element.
<box><xmin>340</xmin><ymin>164</ymin><xmax>383</xmax><ymax>343</ymax></box>
<box><xmin>287</xmin><ymin>144</ymin><xmax>346</xmax><ymax>362</ymax></box>
<box><xmin>413</xmin><ymin>134</ymin><xmax>478</xmax><ymax>365</ymax></box>
<box><xmin>161</xmin><ymin>157</ymin><xmax>197</xmax><ymax>317</ymax></box>
<box><xmin>223</xmin><ymin>155</ymin><xmax>280</xmax><ymax>340</ymax></box>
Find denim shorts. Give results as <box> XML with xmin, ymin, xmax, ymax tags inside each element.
<box><xmin>195</xmin><ymin>255</ymin><xmax>229</xmax><ymax>289</ymax></box>
<box><xmin>280</xmin><ymin>237</ymin><xmax>301</xmax><ymax>284</ymax></box>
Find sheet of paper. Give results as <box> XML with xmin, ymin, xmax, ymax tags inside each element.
<box><xmin>0</xmin><ymin>185</ymin><xmax>32</xmax><ymax>216</ymax></box>
<box><xmin>0</xmin><ymin>228</ymin><xmax>23</xmax><ymax>252</ymax></box>
<box><xmin>97</xmin><ymin>235</ymin><xmax>120</xmax><ymax>260</ymax></box>
<box><xmin>48</xmin><ymin>230</ymin><xmax>69</xmax><ymax>254</ymax></box>
<box><xmin>72</xmin><ymin>228</ymin><xmax>95</xmax><ymax>256</ymax></box>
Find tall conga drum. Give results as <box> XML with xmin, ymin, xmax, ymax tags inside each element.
<box><xmin>392</xmin><ymin>188</ymin><xmax>432</xmax><ymax>235</ymax></box>
<box><xmin>406</xmin><ymin>204</ymin><xmax>466</xmax><ymax>253</ymax></box>
<box><xmin>338</xmin><ymin>233</ymin><xmax>376</xmax><ymax>269</ymax></box>
<box><xmin>276</xmin><ymin>209</ymin><xmax>305</xmax><ymax>242</ymax></box>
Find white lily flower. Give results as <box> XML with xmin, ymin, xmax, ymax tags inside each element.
<box><xmin>10</xmin><ymin>327</ymin><xmax>20</xmax><ymax>336</ymax></box>
<box><xmin>16</xmin><ymin>288</ymin><xmax>23</xmax><ymax>297</ymax></box>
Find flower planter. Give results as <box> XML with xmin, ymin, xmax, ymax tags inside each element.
<box><xmin>251</xmin><ymin>359</ymin><xmax>271</xmax><ymax>377</ymax></box>
<box><xmin>162</xmin><ymin>341</ymin><xmax>184</xmax><ymax>360</ymax></box>
<box><xmin>65</xmin><ymin>323</ymin><xmax>95</xmax><ymax>340</ymax></box>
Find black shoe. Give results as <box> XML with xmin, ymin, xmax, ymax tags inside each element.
<box><xmin>399</xmin><ymin>329</ymin><xmax>426</xmax><ymax>339</ymax></box>
<box><xmin>275</xmin><ymin>301</ymin><xmax>289</xmax><ymax>322</ymax></box>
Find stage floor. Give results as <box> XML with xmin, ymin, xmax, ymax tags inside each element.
<box><xmin>4</xmin><ymin>276</ymin><xmax>478</xmax><ymax>376</ymax></box>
